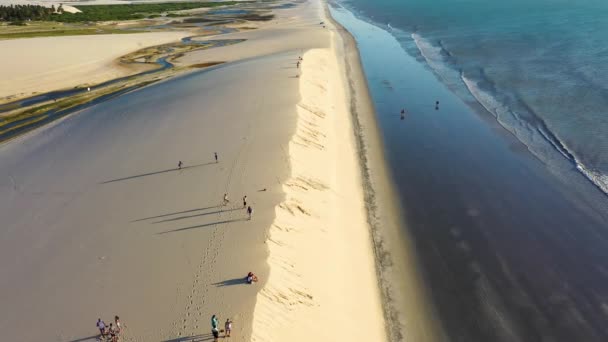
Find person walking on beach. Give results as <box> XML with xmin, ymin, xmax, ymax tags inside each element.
<box><xmin>96</xmin><ymin>318</ymin><xmax>106</xmax><ymax>338</ymax></box>
<box><xmin>243</xmin><ymin>195</ymin><xmax>247</xmax><ymax>208</ymax></box>
<box><xmin>225</xmin><ymin>318</ymin><xmax>232</xmax><ymax>338</ymax></box>
<box><xmin>178</xmin><ymin>161</ymin><xmax>183</xmax><ymax>169</ymax></box>
<box><xmin>223</xmin><ymin>193</ymin><xmax>230</xmax><ymax>206</ymax></box>
<box><xmin>114</xmin><ymin>316</ymin><xmax>122</xmax><ymax>335</ymax></box>
<box><xmin>108</xmin><ymin>323</ymin><xmax>117</xmax><ymax>342</ymax></box>
<box><xmin>247</xmin><ymin>205</ymin><xmax>253</xmax><ymax>220</ymax></box>
<box><xmin>214</xmin><ymin>152</ymin><xmax>218</xmax><ymax>163</ymax></box>
<box><xmin>211</xmin><ymin>314</ymin><xmax>220</xmax><ymax>341</ymax></box>
<box><xmin>296</xmin><ymin>61</ymin><xmax>300</xmax><ymax>68</ymax></box>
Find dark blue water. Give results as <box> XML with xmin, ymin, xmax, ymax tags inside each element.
<box><xmin>339</xmin><ymin>0</ymin><xmax>608</xmax><ymax>195</ymax></box>
<box><xmin>331</xmin><ymin>2</ymin><xmax>608</xmax><ymax>341</ymax></box>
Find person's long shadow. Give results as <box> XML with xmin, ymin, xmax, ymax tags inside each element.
<box><xmin>158</xmin><ymin>218</ymin><xmax>247</xmax><ymax>235</ymax></box>
<box><xmin>66</xmin><ymin>335</ymin><xmax>99</xmax><ymax>342</ymax></box>
<box><xmin>212</xmin><ymin>277</ymin><xmax>247</xmax><ymax>287</ymax></box>
<box><xmin>163</xmin><ymin>333</ymin><xmax>214</xmax><ymax>342</ymax></box>
<box><xmin>100</xmin><ymin>162</ymin><xmax>215</xmax><ymax>184</ymax></box>
<box><xmin>153</xmin><ymin>208</ymin><xmax>242</xmax><ymax>224</ymax></box>
<box><xmin>132</xmin><ymin>205</ymin><xmax>222</xmax><ymax>222</ymax></box>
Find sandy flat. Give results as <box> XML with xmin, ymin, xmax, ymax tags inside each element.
<box><xmin>0</xmin><ymin>49</ymin><xmax>298</xmax><ymax>342</ymax></box>
<box><xmin>0</xmin><ymin>0</ymin><xmax>388</xmax><ymax>341</ymax></box>
<box><xmin>0</xmin><ymin>32</ymin><xmax>190</xmax><ymax>101</ymax></box>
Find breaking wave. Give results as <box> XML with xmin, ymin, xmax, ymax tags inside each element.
<box><xmin>410</xmin><ymin>32</ymin><xmax>608</xmax><ymax>196</ymax></box>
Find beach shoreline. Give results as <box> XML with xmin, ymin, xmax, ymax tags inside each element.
<box><xmin>330</xmin><ymin>2</ymin><xmax>608</xmax><ymax>341</ymax></box>
<box><xmin>326</xmin><ymin>4</ymin><xmax>446</xmax><ymax>341</ymax></box>
<box><xmin>249</xmin><ymin>1</ymin><xmax>396</xmax><ymax>341</ymax></box>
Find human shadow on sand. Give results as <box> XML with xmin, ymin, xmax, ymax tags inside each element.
<box><xmin>158</xmin><ymin>218</ymin><xmax>247</xmax><ymax>235</ymax></box>
<box><xmin>132</xmin><ymin>205</ymin><xmax>222</xmax><ymax>222</ymax></box>
<box><xmin>66</xmin><ymin>335</ymin><xmax>100</xmax><ymax>342</ymax></box>
<box><xmin>163</xmin><ymin>333</ymin><xmax>214</xmax><ymax>342</ymax></box>
<box><xmin>212</xmin><ymin>277</ymin><xmax>247</xmax><ymax>287</ymax></box>
<box><xmin>153</xmin><ymin>208</ymin><xmax>242</xmax><ymax>224</ymax></box>
<box><xmin>100</xmin><ymin>162</ymin><xmax>215</xmax><ymax>184</ymax></box>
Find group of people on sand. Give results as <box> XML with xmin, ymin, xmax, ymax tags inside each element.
<box><xmin>96</xmin><ymin>316</ymin><xmax>122</xmax><ymax>341</ymax></box>
<box><xmin>101</xmin><ymin>151</ymin><xmax>262</xmax><ymax>340</ymax></box>
<box><xmin>211</xmin><ymin>315</ymin><xmax>233</xmax><ymax>341</ymax></box>
<box><xmin>208</xmin><ymin>271</ymin><xmax>257</xmax><ymax>341</ymax></box>
<box><xmin>176</xmin><ymin>153</ymin><xmax>255</xmax><ymax>220</ymax></box>
<box><xmin>223</xmin><ymin>193</ymin><xmax>254</xmax><ymax>220</ymax></box>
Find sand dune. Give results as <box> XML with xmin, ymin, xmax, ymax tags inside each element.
<box><xmin>251</xmin><ymin>46</ymin><xmax>386</xmax><ymax>342</ymax></box>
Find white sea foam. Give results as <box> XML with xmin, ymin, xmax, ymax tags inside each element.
<box><xmin>462</xmin><ymin>73</ymin><xmax>608</xmax><ymax>196</ymax></box>
<box><xmin>411</xmin><ymin>33</ymin><xmax>452</xmax><ymax>77</ymax></box>
<box><xmin>411</xmin><ymin>28</ymin><xmax>608</xmax><ymax>198</ymax></box>
<box><xmin>577</xmin><ymin>163</ymin><xmax>608</xmax><ymax>196</ymax></box>
<box><xmin>461</xmin><ymin>75</ymin><xmax>504</xmax><ymax>119</ymax></box>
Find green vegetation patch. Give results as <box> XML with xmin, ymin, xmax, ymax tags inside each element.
<box><xmin>0</xmin><ymin>2</ymin><xmax>245</xmax><ymax>23</ymax></box>
<box><xmin>0</xmin><ymin>28</ymin><xmax>144</xmax><ymax>39</ymax></box>
<box><xmin>1</xmin><ymin>4</ymin><xmax>54</xmax><ymax>21</ymax></box>
<box><xmin>59</xmin><ymin>2</ymin><xmax>242</xmax><ymax>22</ymax></box>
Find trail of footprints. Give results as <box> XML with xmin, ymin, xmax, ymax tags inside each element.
<box><xmin>171</xmin><ymin>219</ymin><xmax>226</xmax><ymax>338</ymax></box>
<box><xmin>173</xmin><ymin>138</ymin><xmax>248</xmax><ymax>338</ymax></box>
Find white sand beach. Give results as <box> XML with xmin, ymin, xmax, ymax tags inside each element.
<box><xmin>0</xmin><ymin>32</ymin><xmax>190</xmax><ymax>101</ymax></box>
<box><xmin>0</xmin><ymin>0</ymin><xmax>389</xmax><ymax>341</ymax></box>
<box><xmin>250</xmin><ymin>44</ymin><xmax>386</xmax><ymax>341</ymax></box>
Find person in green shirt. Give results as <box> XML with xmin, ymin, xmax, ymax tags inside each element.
<box><xmin>211</xmin><ymin>314</ymin><xmax>220</xmax><ymax>341</ymax></box>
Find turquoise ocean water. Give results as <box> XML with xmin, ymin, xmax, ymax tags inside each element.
<box><xmin>341</xmin><ymin>0</ymin><xmax>608</xmax><ymax>195</ymax></box>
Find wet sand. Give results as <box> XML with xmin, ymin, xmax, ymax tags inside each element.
<box><xmin>333</xmin><ymin>6</ymin><xmax>608</xmax><ymax>342</ymax></box>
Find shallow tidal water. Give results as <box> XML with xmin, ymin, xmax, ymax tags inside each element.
<box><xmin>331</xmin><ymin>3</ymin><xmax>608</xmax><ymax>341</ymax></box>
